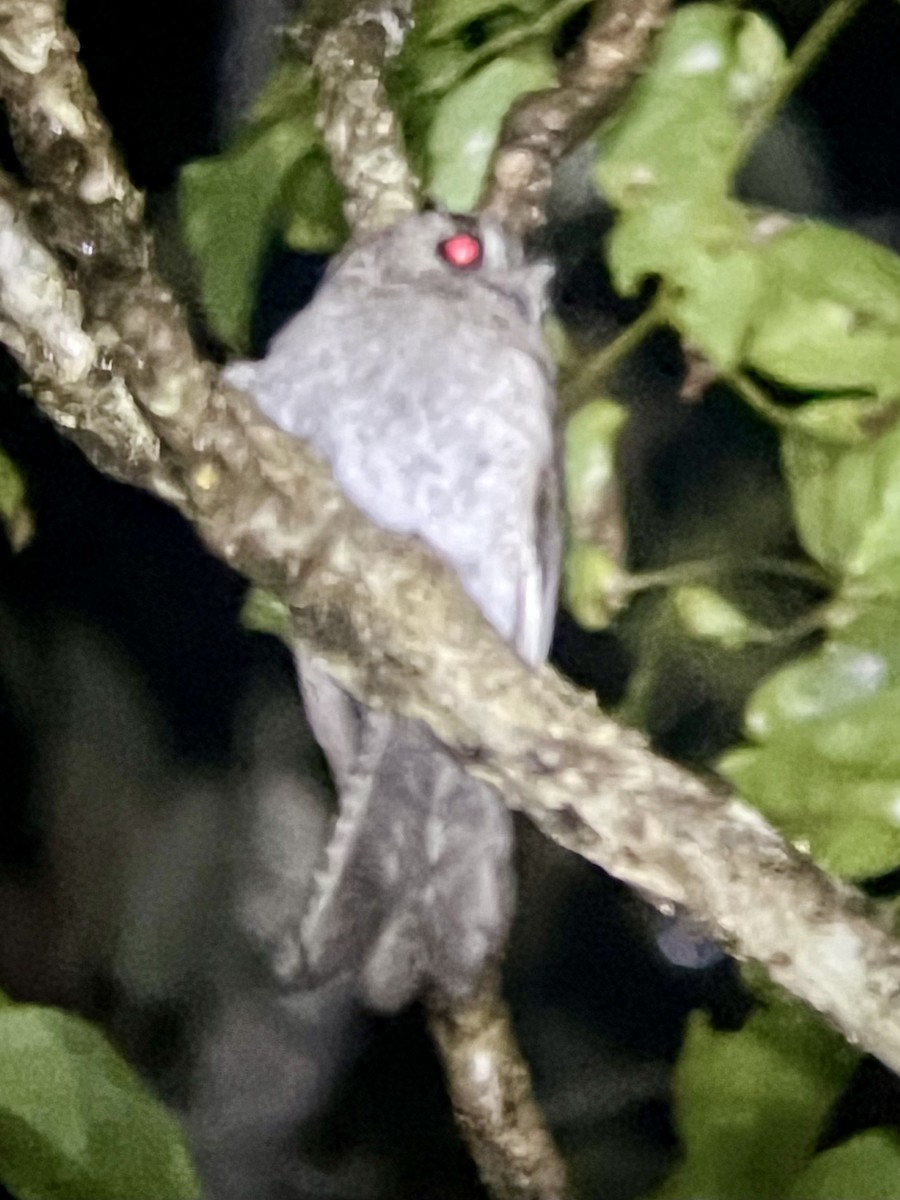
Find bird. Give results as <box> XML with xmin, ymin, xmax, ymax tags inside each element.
<box><xmin>225</xmin><ymin>210</ymin><xmax>561</xmax><ymax>1012</ymax></box>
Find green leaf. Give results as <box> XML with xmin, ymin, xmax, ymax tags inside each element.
<box><xmin>0</xmin><ymin>443</ymin><xmax>32</xmax><ymax>551</ymax></box>
<box><xmin>782</xmin><ymin>416</ymin><xmax>900</xmax><ymax>584</ymax></box>
<box><xmin>826</xmin><ymin>596</ymin><xmax>900</xmax><ymax>676</ymax></box>
<box><xmin>786</xmin><ymin>396</ymin><xmax>900</xmax><ymax>446</ymax></box>
<box><xmin>607</xmin><ymin>200</ymin><xmax>761</xmax><ymax>368</ymax></box>
<box><xmin>787</xmin><ymin>688</ymin><xmax>900</xmax><ymax>772</ymax></box>
<box><xmin>563</xmin><ymin>542</ymin><xmax>629</xmax><ymax>630</ymax></box>
<box><xmin>721</xmin><ymin>658</ymin><xmax>900</xmax><ymax>878</ymax></box>
<box><xmin>0</xmin><ymin>1004</ymin><xmax>199</xmax><ymax>1200</ymax></box>
<box><xmin>388</xmin><ymin>35</ymin><xmax>470</xmax><ymax>145</ymax></box>
<box><xmin>241</xmin><ymin>585</ymin><xmax>292</xmax><ymax>638</ymax></box>
<box><xmin>179</xmin><ymin>63</ymin><xmax>346</xmax><ymax>349</ymax></box>
<box><xmin>564</xmin><ymin>398</ymin><xmax>626</xmax><ymax>545</ymax></box>
<box><xmin>596</xmin><ymin>6</ymin><xmax>785</xmax><ymax>367</ymax></box>
<box><xmin>743</xmin><ymin>642</ymin><xmax>890</xmax><ymax>741</ymax></box>
<box><xmin>282</xmin><ymin>148</ymin><xmax>349</xmax><ymax>252</ymax></box>
<box><xmin>416</xmin><ymin>0</ymin><xmax>541</xmax><ymax>43</ymax></box>
<box><xmin>747</xmin><ymin>222</ymin><xmax>900</xmax><ymax>398</ymax></box>
<box><xmin>724</xmin><ymin>745</ymin><xmax>900</xmax><ymax>879</ymax></box>
<box><xmin>788</xmin><ymin>1129</ymin><xmax>900</xmax><ymax>1200</ymax></box>
<box><xmin>427</xmin><ymin>48</ymin><xmax>556</xmax><ymax>210</ymax></box>
<box><xmin>180</xmin><ymin>112</ymin><xmax>317</xmax><ymax>348</ymax></box>
<box><xmin>673</xmin><ymin>585</ymin><xmax>766</xmax><ymax>650</ymax></box>
<box><xmin>653</xmin><ymin>1000</ymin><xmax>856</xmax><ymax>1200</ymax></box>
<box><xmin>722</xmin><ymin>605</ymin><xmax>900</xmax><ymax>878</ymax></box>
<box><xmin>593</xmin><ymin>5</ymin><xmax>900</xmax><ymax>405</ymax></box>
<box><xmin>597</xmin><ymin>7</ymin><xmax>785</xmax><ymax>208</ymax></box>
<box><xmin>246</xmin><ymin>60</ymin><xmax>314</xmax><ymax>125</ymax></box>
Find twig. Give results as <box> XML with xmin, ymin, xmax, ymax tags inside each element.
<box><xmin>727</xmin><ymin>371</ymin><xmax>796</xmax><ymax>431</ymax></box>
<box><xmin>0</xmin><ymin>0</ymin><xmax>140</xmax><ymax>216</ymax></box>
<box><xmin>418</xmin><ymin>0</ymin><xmax>591</xmax><ymax>99</ymax></box>
<box><xmin>482</xmin><ymin>0</ymin><xmax>672</xmax><ymax>236</ymax></box>
<box><xmin>622</xmin><ymin>554</ymin><xmax>833</xmax><ymax>596</ymax></box>
<box><xmin>738</xmin><ymin>0</ymin><xmax>871</xmax><ymax>166</ymax></box>
<box><xmin>0</xmin><ymin>176</ymin><xmax>94</xmax><ymax>387</ymax></box>
<box><xmin>428</xmin><ymin>979</ymin><xmax>567</xmax><ymax>1200</ymax></box>
<box><xmin>564</xmin><ymin>294</ymin><xmax>668</xmax><ymax>406</ymax></box>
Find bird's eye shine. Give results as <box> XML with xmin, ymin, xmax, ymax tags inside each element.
<box><xmin>437</xmin><ymin>232</ymin><xmax>483</xmax><ymax>270</ymax></box>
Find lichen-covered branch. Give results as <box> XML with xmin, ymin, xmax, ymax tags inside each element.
<box><xmin>482</xmin><ymin>0</ymin><xmax>672</xmax><ymax>236</ymax></box>
<box><xmin>0</xmin><ymin>0</ymin><xmax>215</xmax><ymax>490</ymax></box>
<box><xmin>305</xmin><ymin>1</ymin><xmax>420</xmax><ymax>236</ymax></box>
<box><xmin>0</xmin><ymin>174</ymin><xmax>94</xmax><ymax>387</ymax></box>
<box><xmin>429</xmin><ymin>977</ymin><xmax>567</xmax><ymax>1200</ymax></box>
<box><xmin>0</xmin><ymin>0</ymin><xmax>139</xmax><ymax>213</ymax></box>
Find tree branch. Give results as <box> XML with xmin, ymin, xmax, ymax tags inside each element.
<box><xmin>307</xmin><ymin>1</ymin><xmax>420</xmax><ymax>235</ymax></box>
<box><xmin>482</xmin><ymin>0</ymin><xmax>672</xmax><ymax>236</ymax></box>
<box><xmin>429</xmin><ymin>974</ymin><xmax>566</xmax><ymax>1200</ymax></box>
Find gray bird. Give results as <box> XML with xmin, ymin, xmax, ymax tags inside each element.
<box><xmin>226</xmin><ymin>210</ymin><xmax>561</xmax><ymax>1012</ymax></box>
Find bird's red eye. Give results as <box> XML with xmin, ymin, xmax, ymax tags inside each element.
<box><xmin>437</xmin><ymin>232</ymin><xmax>483</xmax><ymax>270</ymax></box>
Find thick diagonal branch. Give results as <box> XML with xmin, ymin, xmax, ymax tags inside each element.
<box><xmin>1</xmin><ymin>148</ymin><xmax>900</xmax><ymax>1079</ymax></box>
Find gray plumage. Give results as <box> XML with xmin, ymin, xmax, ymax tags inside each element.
<box><xmin>227</xmin><ymin>211</ymin><xmax>561</xmax><ymax>1011</ymax></box>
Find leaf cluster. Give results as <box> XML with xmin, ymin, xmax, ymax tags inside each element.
<box><xmin>0</xmin><ymin>992</ymin><xmax>198</xmax><ymax>1199</ymax></box>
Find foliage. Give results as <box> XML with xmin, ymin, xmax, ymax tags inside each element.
<box><xmin>0</xmin><ymin>445</ymin><xmax>31</xmax><ymax>551</ymax></box>
<box><xmin>0</xmin><ymin>992</ymin><xmax>199</xmax><ymax>1200</ymax></box>
<box><xmin>178</xmin><ymin>0</ymin><xmax>583</xmax><ymax>348</ymax></box>
<box><xmin>586</xmin><ymin>2</ymin><xmax>900</xmax><ymax>886</ymax></box>
<box><xmin>583</xmin><ymin>5</ymin><xmax>900</xmax><ymax>1193</ymax></box>
<box><xmin>179</xmin><ymin>64</ymin><xmax>346</xmax><ymax>349</ymax></box>
<box><xmin>652</xmin><ymin>992</ymin><xmax>859</xmax><ymax>1199</ymax></box>
<box><xmin>788</xmin><ymin>1129</ymin><xmax>900</xmax><ymax>1200</ymax></box>
<box><xmin>564</xmin><ymin>397</ymin><xmax>630</xmax><ymax>627</ymax></box>
<box><xmin>390</xmin><ymin>0</ymin><xmax>584</xmax><ymax>195</ymax></box>
<box><xmin>425</xmin><ymin>47</ymin><xmax>556</xmax><ymax>210</ymax></box>
<box><xmin>241</xmin><ymin>584</ymin><xmax>293</xmax><ymax>638</ymax></box>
